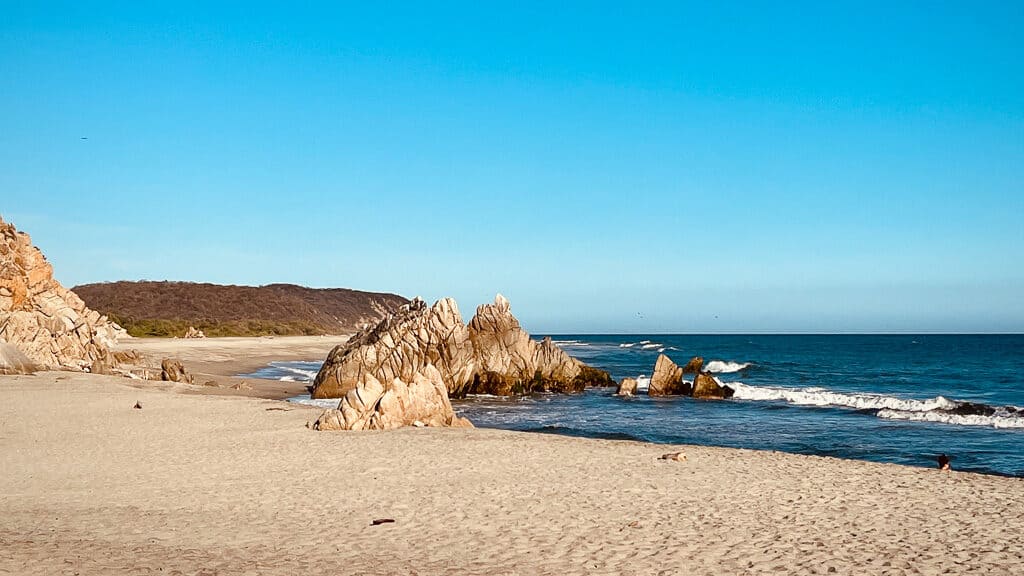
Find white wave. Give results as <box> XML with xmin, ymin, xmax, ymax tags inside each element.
<box><xmin>640</xmin><ymin>343</ymin><xmax>661</xmax><ymax>349</ymax></box>
<box><xmin>270</xmin><ymin>363</ymin><xmax>319</xmax><ymax>382</ymax></box>
<box><xmin>878</xmin><ymin>409</ymin><xmax>1024</xmax><ymax>429</ymax></box>
<box><xmin>635</xmin><ymin>375</ymin><xmax>650</xmax><ymax>391</ymax></box>
<box><xmin>658</xmin><ymin>348</ymin><xmax>666</xmax><ymax>352</ymax></box>
<box><xmin>639</xmin><ymin>340</ymin><xmax>651</xmax><ymax>344</ymax></box>
<box><xmin>286</xmin><ymin>396</ymin><xmax>340</xmax><ymax>409</ymax></box>
<box><xmin>619</xmin><ymin>343</ymin><xmax>635</xmax><ymax>348</ymax></box>
<box><xmin>552</xmin><ymin>340</ymin><xmax>589</xmax><ymax>347</ymax></box>
<box><xmin>729</xmin><ymin>382</ymin><xmax>957</xmax><ymax>412</ymax></box>
<box><xmin>705</xmin><ymin>360</ymin><xmax>752</xmax><ymax>374</ymax></box>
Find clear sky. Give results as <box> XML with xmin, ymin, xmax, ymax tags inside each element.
<box><xmin>2</xmin><ymin>2</ymin><xmax>1022</xmax><ymax>333</ymax></box>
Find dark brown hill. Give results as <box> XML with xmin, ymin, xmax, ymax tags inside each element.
<box><xmin>72</xmin><ymin>281</ymin><xmax>409</xmax><ymax>337</ymax></box>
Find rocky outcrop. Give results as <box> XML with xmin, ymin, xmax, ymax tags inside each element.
<box><xmin>183</xmin><ymin>326</ymin><xmax>206</xmax><ymax>339</ymax></box>
<box><xmin>160</xmin><ymin>358</ymin><xmax>193</xmax><ymax>384</ymax></box>
<box><xmin>0</xmin><ymin>342</ymin><xmax>37</xmax><ymax>375</ymax></box>
<box><xmin>691</xmin><ymin>371</ymin><xmax>735</xmax><ymax>399</ymax></box>
<box><xmin>0</xmin><ymin>216</ymin><xmax>124</xmax><ymax>370</ymax></box>
<box><xmin>314</xmin><ymin>364</ymin><xmax>473</xmax><ymax>431</ymax></box>
<box><xmin>309</xmin><ymin>294</ymin><xmax>611</xmax><ymax>430</ymax></box>
<box><xmin>311</xmin><ymin>297</ymin><xmax>476</xmax><ymax>399</ymax></box>
<box><xmin>467</xmin><ymin>295</ymin><xmax>612</xmax><ymax>394</ymax></box>
<box><xmin>648</xmin><ymin>354</ymin><xmax>692</xmax><ymax>396</ymax></box>
<box><xmin>680</xmin><ymin>356</ymin><xmax>704</xmax><ymax>374</ymax></box>
<box><xmin>617</xmin><ymin>377</ymin><xmax>637</xmax><ymax>397</ymax></box>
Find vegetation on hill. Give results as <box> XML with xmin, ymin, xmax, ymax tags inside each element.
<box><xmin>72</xmin><ymin>281</ymin><xmax>408</xmax><ymax>338</ymax></box>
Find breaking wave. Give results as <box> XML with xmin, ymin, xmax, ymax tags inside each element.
<box><xmin>705</xmin><ymin>360</ymin><xmax>752</xmax><ymax>373</ymax></box>
<box><xmin>729</xmin><ymin>382</ymin><xmax>1024</xmax><ymax>429</ymax></box>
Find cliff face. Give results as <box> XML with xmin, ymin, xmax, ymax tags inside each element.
<box><xmin>72</xmin><ymin>281</ymin><xmax>409</xmax><ymax>337</ymax></box>
<box><xmin>0</xmin><ymin>216</ymin><xmax>124</xmax><ymax>370</ymax></box>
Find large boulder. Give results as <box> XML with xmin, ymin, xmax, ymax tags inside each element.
<box><xmin>0</xmin><ymin>342</ymin><xmax>37</xmax><ymax>375</ymax></box>
<box><xmin>0</xmin><ymin>216</ymin><xmax>124</xmax><ymax>370</ymax></box>
<box><xmin>691</xmin><ymin>371</ymin><xmax>735</xmax><ymax>399</ymax></box>
<box><xmin>310</xmin><ymin>297</ymin><xmax>476</xmax><ymax>399</ymax></box>
<box><xmin>160</xmin><ymin>358</ymin><xmax>193</xmax><ymax>384</ymax></box>
<box><xmin>648</xmin><ymin>354</ymin><xmax>692</xmax><ymax>396</ymax></box>
<box><xmin>316</xmin><ymin>363</ymin><xmax>473</xmax><ymax>431</ymax></box>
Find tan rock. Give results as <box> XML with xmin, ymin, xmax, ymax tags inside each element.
<box><xmin>691</xmin><ymin>371</ymin><xmax>735</xmax><ymax>399</ymax></box>
<box><xmin>160</xmin><ymin>358</ymin><xmax>193</xmax><ymax>384</ymax></box>
<box><xmin>617</xmin><ymin>377</ymin><xmax>638</xmax><ymax>397</ymax></box>
<box><xmin>680</xmin><ymin>356</ymin><xmax>704</xmax><ymax>374</ymax></box>
<box><xmin>183</xmin><ymin>326</ymin><xmax>206</xmax><ymax>339</ymax></box>
<box><xmin>0</xmin><ymin>216</ymin><xmax>124</xmax><ymax>370</ymax></box>
<box><xmin>648</xmin><ymin>354</ymin><xmax>692</xmax><ymax>396</ymax></box>
<box><xmin>311</xmin><ymin>297</ymin><xmax>476</xmax><ymax>399</ymax></box>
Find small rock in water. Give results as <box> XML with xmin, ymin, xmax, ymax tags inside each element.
<box><xmin>658</xmin><ymin>451</ymin><xmax>686</xmax><ymax>462</ymax></box>
<box><xmin>371</xmin><ymin>518</ymin><xmax>395</xmax><ymax>526</ymax></box>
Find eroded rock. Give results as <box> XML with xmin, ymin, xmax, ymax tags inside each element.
<box><xmin>160</xmin><ymin>358</ymin><xmax>193</xmax><ymax>384</ymax></box>
<box><xmin>691</xmin><ymin>371</ymin><xmax>734</xmax><ymax>399</ymax></box>
<box><xmin>617</xmin><ymin>377</ymin><xmax>637</xmax><ymax>397</ymax></box>
<box><xmin>648</xmin><ymin>354</ymin><xmax>692</xmax><ymax>396</ymax></box>
<box><xmin>0</xmin><ymin>216</ymin><xmax>124</xmax><ymax>370</ymax></box>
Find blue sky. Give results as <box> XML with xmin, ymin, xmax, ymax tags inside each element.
<box><xmin>2</xmin><ymin>2</ymin><xmax>1022</xmax><ymax>333</ymax></box>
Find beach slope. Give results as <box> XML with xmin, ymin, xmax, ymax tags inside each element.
<box><xmin>1</xmin><ymin>372</ymin><xmax>1022</xmax><ymax>575</ymax></box>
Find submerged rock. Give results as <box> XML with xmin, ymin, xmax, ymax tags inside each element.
<box><xmin>0</xmin><ymin>216</ymin><xmax>124</xmax><ymax>370</ymax></box>
<box><xmin>648</xmin><ymin>354</ymin><xmax>692</xmax><ymax>396</ymax></box>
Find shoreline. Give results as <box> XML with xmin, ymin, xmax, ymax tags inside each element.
<box><xmin>2</xmin><ymin>370</ymin><xmax>1021</xmax><ymax>574</ymax></box>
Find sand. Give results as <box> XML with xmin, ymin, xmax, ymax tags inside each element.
<box><xmin>2</xmin><ymin>371</ymin><xmax>1022</xmax><ymax>575</ymax></box>
<box><xmin>116</xmin><ymin>335</ymin><xmax>343</xmax><ymax>399</ymax></box>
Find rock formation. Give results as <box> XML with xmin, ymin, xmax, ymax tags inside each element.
<box><xmin>648</xmin><ymin>354</ymin><xmax>692</xmax><ymax>396</ymax></box>
<box><xmin>309</xmin><ymin>294</ymin><xmax>612</xmax><ymax>430</ymax></box>
<box><xmin>616</xmin><ymin>377</ymin><xmax>637</xmax><ymax>397</ymax></box>
<box><xmin>691</xmin><ymin>371</ymin><xmax>735</xmax><ymax>399</ymax></box>
<box><xmin>466</xmin><ymin>295</ymin><xmax>612</xmax><ymax>394</ymax></box>
<box><xmin>680</xmin><ymin>356</ymin><xmax>704</xmax><ymax>374</ymax></box>
<box><xmin>311</xmin><ymin>297</ymin><xmax>476</xmax><ymax>399</ymax></box>
<box><xmin>0</xmin><ymin>216</ymin><xmax>124</xmax><ymax>370</ymax></box>
<box><xmin>160</xmin><ymin>358</ymin><xmax>193</xmax><ymax>384</ymax></box>
<box><xmin>0</xmin><ymin>342</ymin><xmax>37</xmax><ymax>375</ymax></box>
<box><xmin>313</xmin><ymin>363</ymin><xmax>473</xmax><ymax>431</ymax></box>
<box><xmin>183</xmin><ymin>326</ymin><xmax>206</xmax><ymax>339</ymax></box>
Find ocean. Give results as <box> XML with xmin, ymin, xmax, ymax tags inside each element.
<box><xmin>245</xmin><ymin>334</ymin><xmax>1024</xmax><ymax>477</ymax></box>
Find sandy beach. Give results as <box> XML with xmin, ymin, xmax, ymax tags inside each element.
<box><xmin>2</xmin><ymin>367</ymin><xmax>1022</xmax><ymax>575</ymax></box>
<box><xmin>116</xmin><ymin>335</ymin><xmax>343</xmax><ymax>399</ymax></box>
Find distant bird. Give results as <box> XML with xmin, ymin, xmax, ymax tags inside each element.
<box><xmin>80</xmin><ymin>137</ymin><xmax>88</xmax><ymax>140</ymax></box>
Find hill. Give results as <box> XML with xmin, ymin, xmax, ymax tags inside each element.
<box><xmin>72</xmin><ymin>281</ymin><xmax>409</xmax><ymax>338</ymax></box>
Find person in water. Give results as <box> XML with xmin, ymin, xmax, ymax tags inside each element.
<box><xmin>937</xmin><ymin>454</ymin><xmax>951</xmax><ymax>471</ymax></box>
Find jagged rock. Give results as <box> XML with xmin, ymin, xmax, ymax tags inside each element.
<box><xmin>309</xmin><ymin>294</ymin><xmax>611</xmax><ymax>430</ymax></box>
<box><xmin>160</xmin><ymin>358</ymin><xmax>193</xmax><ymax>384</ymax></box>
<box><xmin>183</xmin><ymin>326</ymin><xmax>206</xmax><ymax>339</ymax></box>
<box><xmin>467</xmin><ymin>295</ymin><xmax>612</xmax><ymax>395</ymax></box>
<box><xmin>691</xmin><ymin>371</ymin><xmax>734</xmax><ymax>399</ymax></box>
<box><xmin>617</xmin><ymin>377</ymin><xmax>638</xmax><ymax>397</ymax></box>
<box><xmin>0</xmin><ymin>342</ymin><xmax>37</xmax><ymax>375</ymax></box>
<box><xmin>648</xmin><ymin>354</ymin><xmax>692</xmax><ymax>396</ymax></box>
<box><xmin>680</xmin><ymin>356</ymin><xmax>704</xmax><ymax>374</ymax></box>
<box><xmin>318</xmin><ymin>364</ymin><xmax>473</xmax><ymax>431</ymax></box>
<box><xmin>311</xmin><ymin>297</ymin><xmax>476</xmax><ymax>399</ymax></box>
<box><xmin>0</xmin><ymin>216</ymin><xmax>124</xmax><ymax>370</ymax></box>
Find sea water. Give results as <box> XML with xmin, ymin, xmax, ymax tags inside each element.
<box><xmin>247</xmin><ymin>335</ymin><xmax>1024</xmax><ymax>477</ymax></box>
